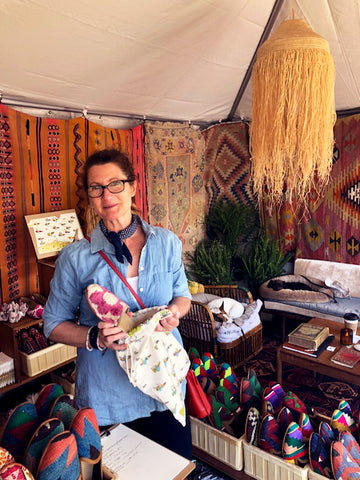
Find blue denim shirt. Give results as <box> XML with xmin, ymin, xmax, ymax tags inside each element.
<box><xmin>42</xmin><ymin>219</ymin><xmax>191</xmax><ymax>426</ymax></box>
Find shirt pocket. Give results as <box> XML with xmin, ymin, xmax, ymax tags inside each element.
<box><xmin>147</xmin><ymin>271</ymin><xmax>173</xmax><ymax>305</ymax></box>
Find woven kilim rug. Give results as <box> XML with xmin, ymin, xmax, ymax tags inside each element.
<box><xmin>144</xmin><ymin>121</ymin><xmax>206</xmax><ymax>256</ymax></box>
<box><xmin>0</xmin><ymin>105</ymin><xmax>145</xmax><ymax>302</ymax></box>
<box><xmin>202</xmin><ymin>121</ymin><xmax>256</xmax><ymax>210</ymax></box>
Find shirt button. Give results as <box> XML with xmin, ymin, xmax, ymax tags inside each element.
<box><xmin>139</xmin><ymin>287</ymin><xmax>144</xmax><ymax>292</ymax></box>
<box><xmin>140</xmin><ymin>266</ymin><xmax>144</xmax><ymax>271</ymax></box>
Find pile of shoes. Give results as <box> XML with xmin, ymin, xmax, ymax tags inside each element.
<box><xmin>0</xmin><ymin>383</ymin><xmax>102</xmax><ymax>480</ymax></box>
<box><xmin>17</xmin><ymin>325</ymin><xmax>49</xmax><ymax>355</ymax></box>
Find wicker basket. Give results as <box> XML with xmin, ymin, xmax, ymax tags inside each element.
<box><xmin>179</xmin><ymin>285</ymin><xmax>262</xmax><ymax>368</ymax></box>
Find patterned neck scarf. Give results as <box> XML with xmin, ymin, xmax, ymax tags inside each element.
<box><xmin>100</xmin><ymin>215</ymin><xmax>139</xmax><ymax>265</ymax></box>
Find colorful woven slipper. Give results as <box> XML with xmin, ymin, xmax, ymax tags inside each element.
<box><xmin>191</xmin><ymin>358</ymin><xmax>207</xmax><ymax>380</ymax></box>
<box><xmin>331</xmin><ymin>409</ymin><xmax>354</xmax><ymax>436</ymax></box>
<box><xmin>277</xmin><ymin>406</ymin><xmax>294</xmax><ymax>434</ymax></box>
<box><xmin>282</xmin><ymin>391</ymin><xmax>307</xmax><ymax>422</ymax></box>
<box><xmin>248</xmin><ymin>368</ymin><xmax>264</xmax><ymax>398</ymax></box>
<box><xmin>299</xmin><ymin>412</ymin><xmax>314</xmax><ymax>442</ymax></box>
<box><xmin>215</xmin><ymin>385</ymin><xmax>240</xmax><ymax>413</ymax></box>
<box><xmin>49</xmin><ymin>394</ymin><xmax>79</xmax><ymax>430</ymax></box>
<box><xmin>37</xmin><ymin>431</ymin><xmax>80</xmax><ymax>480</ymax></box>
<box><xmin>23</xmin><ymin>418</ymin><xmax>65</xmax><ymax>476</ymax></box>
<box><xmin>340</xmin><ymin>431</ymin><xmax>360</xmax><ymax>467</ymax></box>
<box><xmin>201</xmin><ymin>352</ymin><xmax>218</xmax><ymax>378</ymax></box>
<box><xmin>70</xmin><ymin>408</ymin><xmax>102</xmax><ymax>463</ymax></box>
<box><xmin>240</xmin><ymin>378</ymin><xmax>261</xmax><ymax>410</ymax></box>
<box><xmin>319</xmin><ymin>421</ymin><xmax>336</xmax><ymax>448</ymax></box>
<box><xmin>331</xmin><ymin>440</ymin><xmax>360</xmax><ymax>480</ymax></box>
<box><xmin>259</xmin><ymin>414</ymin><xmax>282</xmax><ymax>456</ymax></box>
<box><xmin>188</xmin><ymin>347</ymin><xmax>201</xmax><ymax>362</ymax></box>
<box><xmin>309</xmin><ymin>432</ymin><xmax>332</xmax><ymax>478</ymax></box>
<box><xmin>245</xmin><ymin>407</ymin><xmax>260</xmax><ymax>446</ymax></box>
<box><xmin>0</xmin><ymin>462</ymin><xmax>35</xmax><ymax>479</ymax></box>
<box><xmin>0</xmin><ymin>402</ymin><xmax>39</xmax><ymax>459</ymax></box>
<box><xmin>282</xmin><ymin>421</ymin><xmax>308</xmax><ymax>466</ymax></box>
<box><xmin>207</xmin><ymin>395</ymin><xmax>233</xmax><ymax>431</ymax></box>
<box><xmin>35</xmin><ymin>383</ymin><xmax>64</xmax><ymax>422</ymax></box>
<box><xmin>262</xmin><ymin>399</ymin><xmax>275</xmax><ymax>417</ymax></box>
<box><xmin>199</xmin><ymin>376</ymin><xmax>217</xmax><ymax>395</ymax></box>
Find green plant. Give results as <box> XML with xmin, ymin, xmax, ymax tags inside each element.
<box><xmin>186</xmin><ymin>239</ymin><xmax>233</xmax><ymax>285</ymax></box>
<box><xmin>205</xmin><ymin>200</ymin><xmax>260</xmax><ymax>254</ymax></box>
<box><xmin>240</xmin><ymin>234</ymin><xmax>292</xmax><ymax>293</ymax></box>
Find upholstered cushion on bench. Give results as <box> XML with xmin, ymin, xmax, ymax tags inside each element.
<box><xmin>261</xmin><ymin>258</ymin><xmax>360</xmax><ymax>324</ymax></box>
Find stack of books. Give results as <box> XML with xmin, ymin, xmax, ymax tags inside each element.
<box><xmin>282</xmin><ymin>323</ymin><xmax>333</xmax><ymax>357</ymax></box>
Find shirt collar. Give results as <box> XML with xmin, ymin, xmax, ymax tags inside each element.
<box><xmin>88</xmin><ymin>217</ymin><xmax>156</xmax><ymax>254</ymax></box>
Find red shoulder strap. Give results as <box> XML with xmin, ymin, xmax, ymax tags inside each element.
<box><xmin>86</xmin><ymin>236</ymin><xmax>145</xmax><ymax>309</ymax></box>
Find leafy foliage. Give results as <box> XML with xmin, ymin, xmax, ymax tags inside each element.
<box><xmin>186</xmin><ymin>240</ymin><xmax>233</xmax><ymax>285</ymax></box>
<box><xmin>240</xmin><ymin>234</ymin><xmax>292</xmax><ymax>292</ymax></box>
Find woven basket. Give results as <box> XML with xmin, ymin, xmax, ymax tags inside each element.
<box><xmin>179</xmin><ymin>285</ymin><xmax>262</xmax><ymax>368</ymax></box>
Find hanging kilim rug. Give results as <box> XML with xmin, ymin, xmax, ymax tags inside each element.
<box><xmin>144</xmin><ymin>121</ymin><xmax>206</xmax><ymax>256</ymax></box>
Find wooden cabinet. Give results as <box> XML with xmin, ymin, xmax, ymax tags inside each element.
<box><xmin>37</xmin><ymin>258</ymin><xmax>56</xmax><ymax>296</ymax></box>
<box><xmin>0</xmin><ymin>316</ymin><xmax>76</xmax><ymax>395</ymax></box>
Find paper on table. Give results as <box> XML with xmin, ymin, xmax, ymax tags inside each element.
<box><xmin>101</xmin><ymin>423</ymin><xmax>193</xmax><ymax>480</ymax></box>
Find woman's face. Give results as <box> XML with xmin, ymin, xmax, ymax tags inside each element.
<box><xmin>87</xmin><ymin>162</ymin><xmax>136</xmax><ymax>223</ymax></box>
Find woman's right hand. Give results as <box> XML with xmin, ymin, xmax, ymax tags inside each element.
<box><xmin>97</xmin><ymin>320</ymin><xmax>128</xmax><ymax>350</ymax></box>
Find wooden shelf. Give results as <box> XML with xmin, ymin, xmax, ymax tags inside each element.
<box><xmin>0</xmin><ymin>315</ymin><xmax>76</xmax><ymax>395</ymax></box>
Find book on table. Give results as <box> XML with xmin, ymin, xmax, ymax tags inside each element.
<box><xmin>288</xmin><ymin>322</ymin><xmax>330</xmax><ymax>350</ymax></box>
<box><xmin>282</xmin><ymin>334</ymin><xmax>334</xmax><ymax>358</ymax></box>
<box><xmin>331</xmin><ymin>346</ymin><xmax>360</xmax><ymax>368</ymax></box>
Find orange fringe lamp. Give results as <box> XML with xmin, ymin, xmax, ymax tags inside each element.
<box><xmin>250</xmin><ymin>19</ymin><xmax>336</xmax><ymax>208</ymax></box>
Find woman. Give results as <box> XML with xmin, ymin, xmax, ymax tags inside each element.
<box><xmin>43</xmin><ymin>149</ymin><xmax>192</xmax><ymax>459</ymax></box>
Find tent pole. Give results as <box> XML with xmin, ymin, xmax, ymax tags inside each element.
<box><xmin>336</xmin><ymin>107</ymin><xmax>360</xmax><ymax>118</ymax></box>
<box><xmin>227</xmin><ymin>0</ymin><xmax>286</xmax><ymax>121</ymax></box>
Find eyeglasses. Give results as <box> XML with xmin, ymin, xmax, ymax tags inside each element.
<box><xmin>87</xmin><ymin>179</ymin><xmax>132</xmax><ymax>198</ymax></box>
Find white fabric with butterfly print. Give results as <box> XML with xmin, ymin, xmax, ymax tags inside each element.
<box><xmin>116</xmin><ymin>307</ymin><xmax>190</xmax><ymax>426</ymax></box>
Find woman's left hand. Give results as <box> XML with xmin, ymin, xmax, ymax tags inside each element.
<box><xmin>155</xmin><ymin>304</ymin><xmax>180</xmax><ymax>332</ymax></box>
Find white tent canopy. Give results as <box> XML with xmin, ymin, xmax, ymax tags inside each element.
<box><xmin>1</xmin><ymin>0</ymin><xmax>360</xmax><ymax>125</ymax></box>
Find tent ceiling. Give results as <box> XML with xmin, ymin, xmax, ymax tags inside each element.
<box><xmin>1</xmin><ymin>0</ymin><xmax>360</xmax><ymax>124</ymax></box>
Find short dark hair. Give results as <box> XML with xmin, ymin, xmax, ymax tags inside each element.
<box><xmin>83</xmin><ymin>149</ymin><xmax>136</xmax><ymax>190</ymax></box>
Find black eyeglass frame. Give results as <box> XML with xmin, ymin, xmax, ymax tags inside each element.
<box><xmin>86</xmin><ymin>179</ymin><xmax>132</xmax><ymax>198</ymax></box>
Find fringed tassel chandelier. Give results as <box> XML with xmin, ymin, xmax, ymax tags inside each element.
<box><xmin>250</xmin><ymin>19</ymin><xmax>336</xmax><ymax>208</ymax></box>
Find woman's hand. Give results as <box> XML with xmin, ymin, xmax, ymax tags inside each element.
<box><xmin>97</xmin><ymin>320</ymin><xmax>128</xmax><ymax>350</ymax></box>
<box><xmin>155</xmin><ymin>304</ymin><xmax>180</xmax><ymax>333</ymax></box>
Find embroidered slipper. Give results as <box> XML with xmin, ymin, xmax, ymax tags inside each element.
<box><xmin>262</xmin><ymin>399</ymin><xmax>275</xmax><ymax>417</ymax></box>
<box><xmin>245</xmin><ymin>407</ymin><xmax>260</xmax><ymax>446</ymax></box>
<box><xmin>201</xmin><ymin>352</ymin><xmax>218</xmax><ymax>378</ymax></box>
<box><xmin>85</xmin><ymin>283</ymin><xmax>130</xmax><ymax>328</ymax></box>
<box><xmin>37</xmin><ymin>431</ymin><xmax>80</xmax><ymax>480</ymax></box>
<box><xmin>191</xmin><ymin>358</ymin><xmax>207</xmax><ymax>380</ymax></box>
<box><xmin>277</xmin><ymin>406</ymin><xmax>293</xmax><ymax>434</ymax></box>
<box><xmin>48</xmin><ymin>395</ymin><xmax>79</xmax><ymax>430</ymax></box>
<box><xmin>31</xmin><ymin>293</ymin><xmax>47</xmax><ymax>306</ymax></box>
<box><xmin>299</xmin><ymin>412</ymin><xmax>314</xmax><ymax>442</ymax></box>
<box><xmin>0</xmin><ymin>446</ymin><xmax>14</xmax><ymax>470</ymax></box>
<box><xmin>23</xmin><ymin>418</ymin><xmax>65</xmax><ymax>476</ymax></box>
<box><xmin>319</xmin><ymin>421</ymin><xmax>337</xmax><ymax>448</ymax></box>
<box><xmin>0</xmin><ymin>462</ymin><xmax>35</xmax><ymax>479</ymax></box>
<box><xmin>309</xmin><ymin>432</ymin><xmax>332</xmax><ymax>477</ymax></box>
<box><xmin>35</xmin><ymin>383</ymin><xmax>64</xmax><ymax>422</ymax></box>
<box><xmin>282</xmin><ymin>391</ymin><xmax>307</xmax><ymax>423</ymax></box>
<box><xmin>338</xmin><ymin>400</ymin><xmax>357</xmax><ymax>435</ymax></box>
<box><xmin>0</xmin><ymin>402</ymin><xmax>39</xmax><ymax>460</ymax></box>
<box><xmin>263</xmin><ymin>383</ymin><xmax>284</xmax><ymax>414</ymax></box>
<box><xmin>239</xmin><ymin>378</ymin><xmax>261</xmax><ymax>410</ymax></box>
<box><xmin>248</xmin><ymin>368</ymin><xmax>264</xmax><ymax>398</ymax></box>
<box><xmin>331</xmin><ymin>440</ymin><xmax>360</xmax><ymax>480</ymax></box>
<box><xmin>188</xmin><ymin>347</ymin><xmax>201</xmax><ymax>362</ymax></box>
<box><xmin>70</xmin><ymin>407</ymin><xmax>102</xmax><ymax>479</ymax></box>
<box><xmin>215</xmin><ymin>385</ymin><xmax>240</xmax><ymax>413</ymax></box>
<box><xmin>339</xmin><ymin>431</ymin><xmax>360</xmax><ymax>466</ymax></box>
<box><xmin>199</xmin><ymin>376</ymin><xmax>217</xmax><ymax>396</ymax></box>
<box><xmin>207</xmin><ymin>395</ymin><xmax>233</xmax><ymax>431</ymax></box>
<box><xmin>331</xmin><ymin>409</ymin><xmax>353</xmax><ymax>436</ymax></box>
<box><xmin>258</xmin><ymin>414</ymin><xmax>282</xmax><ymax>456</ymax></box>
<box><xmin>282</xmin><ymin>421</ymin><xmax>308</xmax><ymax>466</ymax></box>
<box><xmin>219</xmin><ymin>377</ymin><xmax>239</xmax><ymax>397</ymax></box>
<box><xmin>219</xmin><ymin>363</ymin><xmax>238</xmax><ymax>385</ymax></box>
